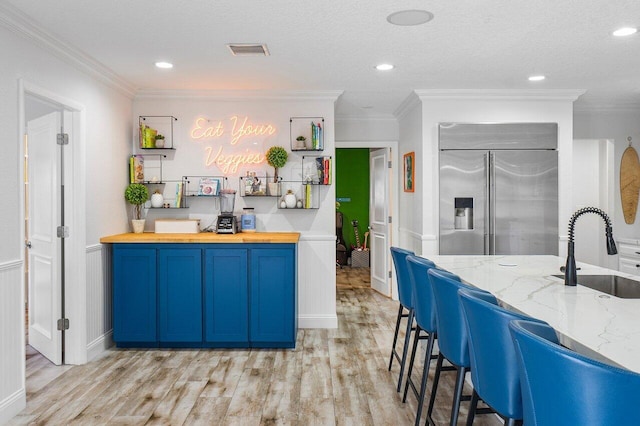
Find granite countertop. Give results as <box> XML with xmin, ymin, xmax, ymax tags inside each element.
<box><xmin>100</xmin><ymin>232</ymin><xmax>300</xmax><ymax>244</ymax></box>
<box><xmin>427</xmin><ymin>255</ymin><xmax>640</xmax><ymax>373</ymax></box>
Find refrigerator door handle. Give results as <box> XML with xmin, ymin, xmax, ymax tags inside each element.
<box><xmin>484</xmin><ymin>152</ymin><xmax>490</xmax><ymax>254</ymax></box>
<box><xmin>490</xmin><ymin>152</ymin><xmax>496</xmax><ymax>255</ymax></box>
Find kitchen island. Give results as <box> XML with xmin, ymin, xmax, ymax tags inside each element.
<box><xmin>100</xmin><ymin>232</ymin><xmax>299</xmax><ymax>349</ymax></box>
<box><xmin>428</xmin><ymin>255</ymin><xmax>640</xmax><ymax>373</ymax></box>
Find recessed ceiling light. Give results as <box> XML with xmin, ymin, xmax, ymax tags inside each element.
<box><xmin>613</xmin><ymin>27</ymin><xmax>637</xmax><ymax>37</ymax></box>
<box><xmin>375</xmin><ymin>64</ymin><xmax>394</xmax><ymax>71</ymax></box>
<box><xmin>528</xmin><ymin>75</ymin><xmax>546</xmax><ymax>82</ymax></box>
<box><xmin>155</xmin><ymin>61</ymin><xmax>173</xmax><ymax>69</ymax></box>
<box><xmin>387</xmin><ymin>10</ymin><xmax>434</xmax><ymax>26</ymax></box>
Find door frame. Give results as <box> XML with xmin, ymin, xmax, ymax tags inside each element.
<box><xmin>18</xmin><ymin>79</ymin><xmax>87</xmax><ymax>365</ymax></box>
<box><xmin>336</xmin><ymin>141</ymin><xmax>399</xmax><ymax>299</ymax></box>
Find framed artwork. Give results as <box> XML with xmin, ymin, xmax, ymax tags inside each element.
<box><xmin>404</xmin><ymin>152</ymin><xmax>415</xmax><ymax>192</ymax></box>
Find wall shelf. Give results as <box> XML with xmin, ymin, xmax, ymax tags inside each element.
<box><xmin>139</xmin><ymin>116</ymin><xmax>177</xmax><ymax>149</ymax></box>
<box><xmin>290</xmin><ymin>117</ymin><xmax>324</xmax><ymax>151</ymax></box>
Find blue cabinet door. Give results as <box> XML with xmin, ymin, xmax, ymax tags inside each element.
<box><xmin>204</xmin><ymin>248</ymin><xmax>249</xmax><ymax>344</ymax></box>
<box><xmin>113</xmin><ymin>246</ymin><xmax>157</xmax><ymax>343</ymax></box>
<box><xmin>158</xmin><ymin>248</ymin><xmax>202</xmax><ymax>343</ymax></box>
<box><xmin>250</xmin><ymin>246</ymin><xmax>296</xmax><ymax>347</ymax></box>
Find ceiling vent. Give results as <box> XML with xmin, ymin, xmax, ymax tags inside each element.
<box><xmin>227</xmin><ymin>43</ymin><xmax>270</xmax><ymax>56</ymax></box>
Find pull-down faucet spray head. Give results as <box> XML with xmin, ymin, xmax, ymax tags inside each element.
<box><xmin>565</xmin><ymin>207</ymin><xmax>617</xmax><ymax>286</ymax></box>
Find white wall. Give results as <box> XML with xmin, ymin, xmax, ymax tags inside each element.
<box><xmin>0</xmin><ymin>18</ymin><xmax>132</xmax><ymax>422</ymax></box>
<box><xmin>335</xmin><ymin>117</ymin><xmax>398</xmax><ymax>142</ymax></box>
<box><xmin>394</xmin><ymin>90</ymin><xmax>581</xmax><ymax>258</ymax></box>
<box><xmin>133</xmin><ymin>92</ymin><xmax>339</xmax><ymax>328</ymax></box>
<box><xmin>574</xmin><ymin>109</ymin><xmax>640</xmax><ymax>239</ymax></box>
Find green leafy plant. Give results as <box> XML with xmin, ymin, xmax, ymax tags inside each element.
<box><xmin>266</xmin><ymin>146</ymin><xmax>288</xmax><ymax>182</ymax></box>
<box><xmin>296</xmin><ymin>135</ymin><xmax>306</xmax><ymax>142</ymax></box>
<box><xmin>155</xmin><ymin>134</ymin><xmax>165</xmax><ymax>140</ymax></box>
<box><xmin>124</xmin><ymin>183</ymin><xmax>149</xmax><ymax>220</ymax></box>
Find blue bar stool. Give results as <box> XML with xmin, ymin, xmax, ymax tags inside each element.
<box><xmin>509</xmin><ymin>320</ymin><xmax>640</xmax><ymax>426</ymax></box>
<box><xmin>403</xmin><ymin>256</ymin><xmax>462</xmax><ymax>425</ymax></box>
<box><xmin>389</xmin><ymin>247</ymin><xmax>416</xmax><ymax>392</ymax></box>
<box><xmin>458</xmin><ymin>288</ymin><xmax>547</xmax><ymax>426</ymax></box>
<box><xmin>427</xmin><ymin>268</ymin><xmax>494</xmax><ymax>426</ymax></box>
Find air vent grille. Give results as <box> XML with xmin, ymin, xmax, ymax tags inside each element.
<box><xmin>227</xmin><ymin>44</ymin><xmax>270</xmax><ymax>56</ymax></box>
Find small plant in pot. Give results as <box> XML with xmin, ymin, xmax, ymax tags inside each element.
<box><xmin>154</xmin><ymin>133</ymin><xmax>165</xmax><ymax>148</ymax></box>
<box><xmin>295</xmin><ymin>135</ymin><xmax>306</xmax><ymax>149</ymax></box>
<box><xmin>125</xmin><ymin>183</ymin><xmax>149</xmax><ymax>233</ymax></box>
<box><xmin>265</xmin><ymin>146</ymin><xmax>288</xmax><ymax>196</ymax></box>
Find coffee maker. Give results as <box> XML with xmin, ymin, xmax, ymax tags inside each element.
<box><xmin>216</xmin><ymin>189</ymin><xmax>238</xmax><ymax>234</ymax></box>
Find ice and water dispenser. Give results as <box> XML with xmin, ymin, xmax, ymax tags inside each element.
<box><xmin>454</xmin><ymin>197</ymin><xmax>473</xmax><ymax>230</ymax></box>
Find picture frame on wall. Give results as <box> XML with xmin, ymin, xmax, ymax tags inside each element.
<box><xmin>404</xmin><ymin>152</ymin><xmax>415</xmax><ymax>192</ymax></box>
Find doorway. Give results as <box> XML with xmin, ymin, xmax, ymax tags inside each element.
<box><xmin>572</xmin><ymin>139</ymin><xmax>615</xmax><ymax>268</ymax></box>
<box><xmin>335</xmin><ymin>142</ymin><xmax>398</xmax><ymax>298</ymax></box>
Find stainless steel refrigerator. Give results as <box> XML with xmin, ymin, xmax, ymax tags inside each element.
<box><xmin>439</xmin><ymin>122</ymin><xmax>558</xmax><ymax>255</ymax></box>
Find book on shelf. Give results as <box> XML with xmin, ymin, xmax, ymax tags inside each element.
<box><xmin>304</xmin><ymin>184</ymin><xmax>312</xmax><ymax>209</ymax></box>
<box><xmin>175</xmin><ymin>182</ymin><xmax>183</xmax><ymax>207</ymax></box>
<box><xmin>129</xmin><ymin>155</ymin><xmax>144</xmax><ymax>183</ymax></box>
<box><xmin>310</xmin><ymin>121</ymin><xmax>323</xmax><ymax>150</ymax></box>
<box><xmin>313</xmin><ymin>156</ymin><xmax>331</xmax><ymax>185</ymax></box>
<box><xmin>198</xmin><ymin>178</ymin><xmax>219</xmax><ymax>196</ymax></box>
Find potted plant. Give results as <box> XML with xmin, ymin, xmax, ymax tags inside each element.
<box><xmin>295</xmin><ymin>135</ymin><xmax>307</xmax><ymax>149</ymax></box>
<box><xmin>125</xmin><ymin>183</ymin><xmax>149</xmax><ymax>233</ymax></box>
<box><xmin>265</xmin><ymin>146</ymin><xmax>288</xmax><ymax>196</ymax></box>
<box><xmin>154</xmin><ymin>133</ymin><xmax>165</xmax><ymax>148</ymax></box>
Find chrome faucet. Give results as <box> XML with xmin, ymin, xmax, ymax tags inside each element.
<box><xmin>565</xmin><ymin>207</ymin><xmax>617</xmax><ymax>286</ymax></box>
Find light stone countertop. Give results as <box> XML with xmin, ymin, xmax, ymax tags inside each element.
<box><xmin>427</xmin><ymin>255</ymin><xmax>640</xmax><ymax>372</ymax></box>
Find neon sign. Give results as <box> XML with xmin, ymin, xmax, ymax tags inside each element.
<box><xmin>190</xmin><ymin>115</ymin><xmax>276</xmax><ymax>174</ymax></box>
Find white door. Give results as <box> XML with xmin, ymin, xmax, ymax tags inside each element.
<box><xmin>27</xmin><ymin>112</ymin><xmax>62</xmax><ymax>365</ymax></box>
<box><xmin>370</xmin><ymin>148</ymin><xmax>392</xmax><ymax>296</ymax></box>
<box><xmin>572</xmin><ymin>139</ymin><xmax>615</xmax><ymax>269</ymax></box>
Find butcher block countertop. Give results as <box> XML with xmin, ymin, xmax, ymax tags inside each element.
<box><xmin>100</xmin><ymin>232</ymin><xmax>300</xmax><ymax>244</ymax></box>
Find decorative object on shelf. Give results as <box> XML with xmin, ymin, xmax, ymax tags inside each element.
<box><xmin>296</xmin><ymin>199</ymin><xmax>303</xmax><ymax>209</ymax></box>
<box><xmin>284</xmin><ymin>190</ymin><xmax>297</xmax><ymax>208</ymax></box>
<box><xmin>295</xmin><ymin>135</ymin><xmax>307</xmax><ymax>149</ymax></box>
<box><xmin>150</xmin><ymin>190</ymin><xmax>164</xmax><ymax>208</ymax></box>
<box><xmin>266</xmin><ymin>145</ymin><xmax>287</xmax><ymax>196</ymax></box>
<box><xmin>621</xmin><ymin>136</ymin><xmax>640</xmax><ymax>224</ymax></box>
<box><xmin>129</xmin><ymin>155</ymin><xmax>145</xmax><ymax>183</ymax></box>
<box><xmin>404</xmin><ymin>151</ymin><xmax>415</xmax><ymax>193</ymax></box>
<box><xmin>154</xmin><ymin>134</ymin><xmax>165</xmax><ymax>148</ymax></box>
<box><xmin>198</xmin><ymin>177</ymin><xmax>220</xmax><ymax>196</ymax></box>
<box><xmin>175</xmin><ymin>182</ymin><xmax>184</xmax><ymax>207</ymax></box>
<box><xmin>124</xmin><ymin>183</ymin><xmax>149</xmax><ymax>233</ymax></box>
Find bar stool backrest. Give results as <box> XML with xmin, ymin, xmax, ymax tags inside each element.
<box><xmin>509</xmin><ymin>319</ymin><xmax>640</xmax><ymax>426</ymax></box>
<box><xmin>390</xmin><ymin>247</ymin><xmax>414</xmax><ymax>308</ymax></box>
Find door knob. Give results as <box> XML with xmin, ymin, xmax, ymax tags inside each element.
<box><xmin>25</xmin><ymin>241</ymin><xmax>32</xmax><ymax>249</ymax></box>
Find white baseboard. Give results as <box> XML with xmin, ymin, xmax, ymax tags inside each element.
<box><xmin>0</xmin><ymin>388</ymin><xmax>25</xmax><ymax>425</ymax></box>
<box><xmin>298</xmin><ymin>314</ymin><xmax>338</xmax><ymax>329</ymax></box>
<box><xmin>86</xmin><ymin>330</ymin><xmax>113</xmax><ymax>362</ymax></box>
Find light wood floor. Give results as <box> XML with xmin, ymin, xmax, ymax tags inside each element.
<box><xmin>11</xmin><ymin>267</ymin><xmax>501</xmax><ymax>425</ymax></box>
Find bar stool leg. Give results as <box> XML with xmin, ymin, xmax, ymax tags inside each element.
<box><xmin>397</xmin><ymin>308</ymin><xmax>415</xmax><ymax>392</ymax></box>
<box><xmin>403</xmin><ymin>324</ymin><xmax>423</xmax><ymax>402</ymax></box>
<box><xmin>450</xmin><ymin>366</ymin><xmax>469</xmax><ymax>426</ymax></box>
<box><xmin>413</xmin><ymin>332</ymin><xmax>436</xmax><ymax>426</ymax></box>
<box><xmin>388</xmin><ymin>303</ymin><xmax>404</xmax><ymax>371</ymax></box>
<box><xmin>426</xmin><ymin>352</ymin><xmax>445</xmax><ymax>425</ymax></box>
<box><xmin>466</xmin><ymin>389</ymin><xmax>480</xmax><ymax>426</ymax></box>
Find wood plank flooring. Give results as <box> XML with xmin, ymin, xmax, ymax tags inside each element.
<box><xmin>10</xmin><ymin>267</ymin><xmax>501</xmax><ymax>425</ymax></box>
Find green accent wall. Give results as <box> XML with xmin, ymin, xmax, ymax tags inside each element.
<box><xmin>336</xmin><ymin>148</ymin><xmax>370</xmax><ymax>252</ymax></box>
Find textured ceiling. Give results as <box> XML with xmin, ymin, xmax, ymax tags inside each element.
<box><xmin>5</xmin><ymin>0</ymin><xmax>640</xmax><ymax>117</ymax></box>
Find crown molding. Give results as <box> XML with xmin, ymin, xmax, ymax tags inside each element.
<box><xmin>135</xmin><ymin>89</ymin><xmax>343</xmax><ymax>101</ymax></box>
<box><xmin>0</xmin><ymin>2</ymin><xmax>136</xmax><ymax>98</ymax></box>
<box><xmin>414</xmin><ymin>89</ymin><xmax>586</xmax><ymax>101</ymax></box>
<box><xmin>393</xmin><ymin>92</ymin><xmax>421</xmax><ymax>120</ymax></box>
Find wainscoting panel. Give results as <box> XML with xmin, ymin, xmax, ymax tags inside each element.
<box><xmin>0</xmin><ymin>260</ymin><xmax>26</xmax><ymax>423</ymax></box>
<box><xmin>86</xmin><ymin>245</ymin><xmax>112</xmax><ymax>360</ymax></box>
<box><xmin>297</xmin><ymin>235</ymin><xmax>338</xmax><ymax>328</ymax></box>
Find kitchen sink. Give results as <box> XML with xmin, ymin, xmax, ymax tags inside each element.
<box><xmin>552</xmin><ymin>274</ymin><xmax>640</xmax><ymax>299</ymax></box>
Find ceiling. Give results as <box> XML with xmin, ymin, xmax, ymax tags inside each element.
<box><xmin>5</xmin><ymin>0</ymin><xmax>640</xmax><ymax>118</ymax></box>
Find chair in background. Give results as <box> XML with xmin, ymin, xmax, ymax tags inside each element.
<box><xmin>426</xmin><ymin>268</ymin><xmax>494</xmax><ymax>426</ymax></box>
<box><xmin>389</xmin><ymin>246</ymin><xmax>415</xmax><ymax>392</ymax></box>
<box><xmin>459</xmin><ymin>288</ymin><xmax>546</xmax><ymax>425</ymax></box>
<box><xmin>403</xmin><ymin>256</ymin><xmax>464</xmax><ymax>425</ymax></box>
<box><xmin>509</xmin><ymin>320</ymin><xmax>640</xmax><ymax>426</ymax></box>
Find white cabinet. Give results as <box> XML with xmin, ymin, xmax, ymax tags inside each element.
<box><xmin>618</xmin><ymin>239</ymin><xmax>640</xmax><ymax>276</ymax></box>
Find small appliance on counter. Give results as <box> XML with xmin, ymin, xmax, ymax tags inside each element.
<box><xmin>216</xmin><ymin>189</ymin><xmax>239</xmax><ymax>234</ymax></box>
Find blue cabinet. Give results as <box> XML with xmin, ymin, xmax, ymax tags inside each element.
<box><xmin>111</xmin><ymin>242</ymin><xmax>297</xmax><ymax>348</ymax></box>
<box><xmin>113</xmin><ymin>247</ymin><xmax>157</xmax><ymax>343</ymax></box>
<box><xmin>158</xmin><ymin>248</ymin><xmax>202</xmax><ymax>344</ymax></box>
<box><xmin>250</xmin><ymin>247</ymin><xmax>296</xmax><ymax>347</ymax></box>
<box><xmin>204</xmin><ymin>248</ymin><xmax>249</xmax><ymax>345</ymax></box>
